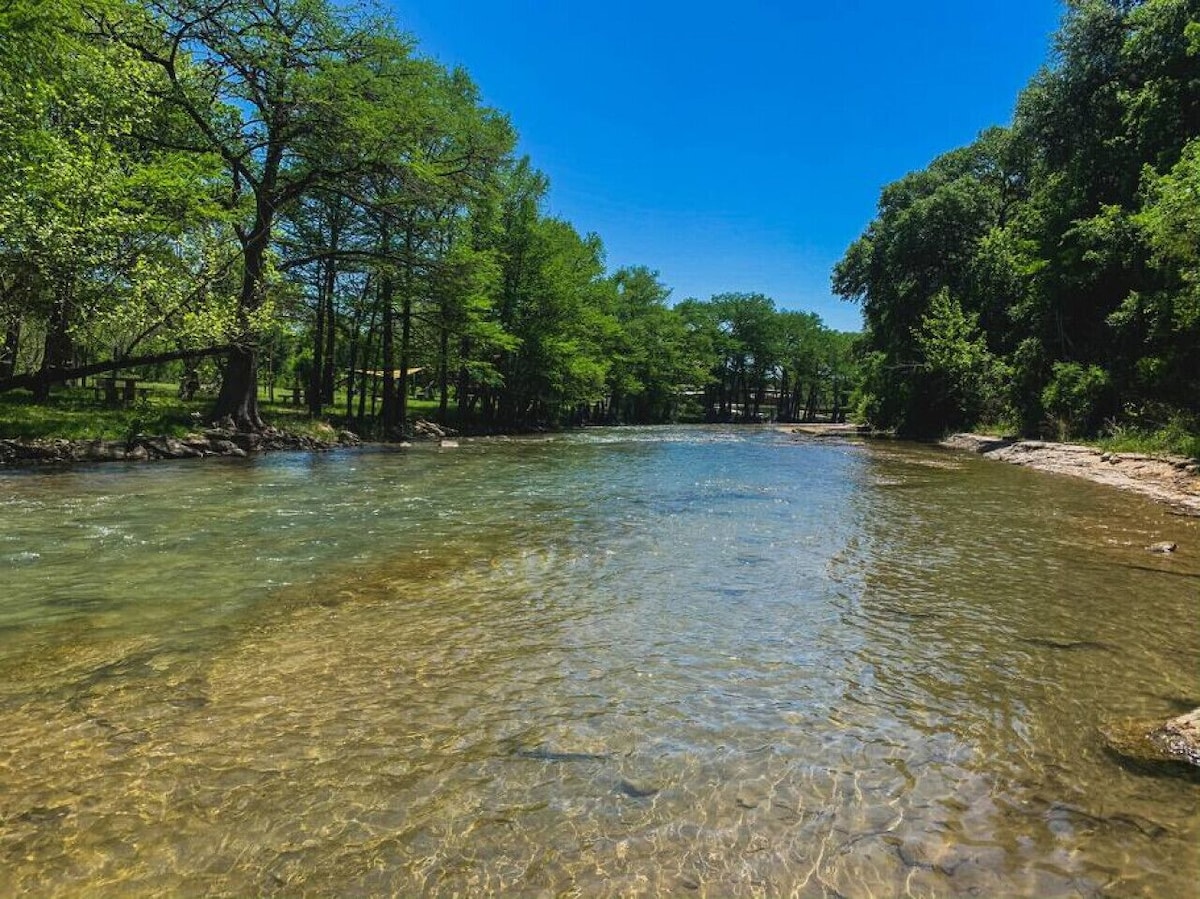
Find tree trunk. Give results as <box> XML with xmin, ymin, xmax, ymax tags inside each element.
<box><xmin>456</xmin><ymin>336</ymin><xmax>470</xmax><ymax>423</ymax></box>
<box><xmin>380</xmin><ymin>276</ymin><xmax>397</xmax><ymax>433</ymax></box>
<box><xmin>211</xmin><ymin>345</ymin><xmax>261</xmax><ymax>429</ymax></box>
<box><xmin>308</xmin><ymin>260</ymin><xmax>327</xmax><ymax>416</ymax></box>
<box><xmin>438</xmin><ymin>321</ymin><xmax>449</xmax><ymax>423</ymax></box>
<box><xmin>34</xmin><ymin>285</ymin><xmax>73</xmax><ymax>402</ymax></box>
<box><xmin>357</xmin><ymin>296</ymin><xmax>379</xmax><ymax>424</ymax></box>
<box><xmin>322</xmin><ymin>285</ymin><xmax>336</xmax><ymax>405</ymax></box>
<box><xmin>0</xmin><ymin>321</ymin><xmax>19</xmax><ymax>381</ymax></box>
<box><xmin>213</xmin><ymin>210</ymin><xmax>271</xmax><ymax>431</ymax></box>
<box><xmin>397</xmin><ymin>292</ymin><xmax>412</xmax><ymax>435</ymax></box>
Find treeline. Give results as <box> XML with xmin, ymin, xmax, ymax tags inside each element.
<box><xmin>0</xmin><ymin>0</ymin><xmax>855</xmax><ymax>435</ymax></box>
<box><xmin>836</xmin><ymin>0</ymin><xmax>1200</xmax><ymax>443</ymax></box>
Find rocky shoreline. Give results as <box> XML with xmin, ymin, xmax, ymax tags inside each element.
<box><xmin>940</xmin><ymin>433</ymin><xmax>1200</xmax><ymax>516</ymax></box>
<box><xmin>0</xmin><ymin>425</ymin><xmax>362</xmax><ymax>468</ymax></box>
<box><xmin>0</xmin><ymin>417</ymin><xmax>476</xmax><ymax>469</ymax></box>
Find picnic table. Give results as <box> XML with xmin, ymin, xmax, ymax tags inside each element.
<box><xmin>93</xmin><ymin>376</ymin><xmax>150</xmax><ymax>406</ymax></box>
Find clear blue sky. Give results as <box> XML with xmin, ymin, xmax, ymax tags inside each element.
<box><xmin>386</xmin><ymin>1</ymin><xmax>1064</xmax><ymax>332</ymax></box>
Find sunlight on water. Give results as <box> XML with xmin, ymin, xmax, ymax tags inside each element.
<box><xmin>0</xmin><ymin>426</ymin><xmax>1197</xmax><ymax>896</ymax></box>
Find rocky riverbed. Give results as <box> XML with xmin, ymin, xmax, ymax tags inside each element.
<box><xmin>943</xmin><ymin>432</ymin><xmax>1200</xmax><ymax>771</ymax></box>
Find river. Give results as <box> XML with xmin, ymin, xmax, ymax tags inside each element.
<box><xmin>1</xmin><ymin>426</ymin><xmax>1197</xmax><ymax>896</ymax></box>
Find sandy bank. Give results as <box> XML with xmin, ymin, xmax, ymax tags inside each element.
<box><xmin>941</xmin><ymin>433</ymin><xmax>1200</xmax><ymax>516</ymax></box>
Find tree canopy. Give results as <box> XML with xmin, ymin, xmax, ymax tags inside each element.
<box><xmin>837</xmin><ymin>0</ymin><xmax>1200</xmax><ymax>442</ymax></box>
<box><xmin>1</xmin><ymin>0</ymin><xmax>857</xmax><ymax>435</ymax></box>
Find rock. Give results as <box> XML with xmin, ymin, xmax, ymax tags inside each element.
<box><xmin>1102</xmin><ymin>708</ymin><xmax>1200</xmax><ymax>771</ymax></box>
<box><xmin>230</xmin><ymin>431</ymin><xmax>261</xmax><ymax>452</ymax></box>
<box><xmin>1152</xmin><ymin>708</ymin><xmax>1200</xmax><ymax>767</ymax></box>
<box><xmin>337</xmin><ymin>429</ymin><xmax>361</xmax><ymax>446</ymax></box>
<box><xmin>125</xmin><ymin>444</ymin><xmax>149</xmax><ymax>462</ymax></box>
<box><xmin>142</xmin><ymin>436</ymin><xmax>201</xmax><ymax>459</ymax></box>
<box><xmin>1147</xmin><ymin>541</ymin><xmax>1177</xmax><ymax>554</ymax></box>
<box><xmin>413</xmin><ymin>419</ymin><xmax>459</xmax><ymax>441</ymax></box>
<box><xmin>439</xmin><ymin>439</ymin><xmax>459</xmax><ymax>448</ymax></box>
<box><xmin>207</xmin><ymin>439</ymin><xmax>246</xmax><ymax>458</ymax></box>
<box><xmin>1100</xmin><ymin>451</ymin><xmax>1112</xmax><ymax>462</ymax></box>
<box><xmin>413</xmin><ymin>419</ymin><xmax>445</xmax><ymax>440</ymax></box>
<box><xmin>84</xmin><ymin>440</ymin><xmax>127</xmax><ymax>462</ymax></box>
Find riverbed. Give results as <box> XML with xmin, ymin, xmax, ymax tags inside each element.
<box><xmin>1</xmin><ymin>426</ymin><xmax>1197</xmax><ymax>896</ymax></box>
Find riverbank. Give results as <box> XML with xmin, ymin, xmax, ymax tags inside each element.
<box><xmin>941</xmin><ymin>433</ymin><xmax>1200</xmax><ymax>516</ymax></box>
<box><xmin>0</xmin><ymin>424</ymin><xmax>363</xmax><ymax>468</ymax></box>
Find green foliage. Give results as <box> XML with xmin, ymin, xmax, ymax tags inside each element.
<box><xmin>911</xmin><ymin>289</ymin><xmax>1010</xmax><ymax>433</ymax></box>
<box><xmin>2</xmin><ymin>0</ymin><xmax>857</xmax><ymax>442</ymax></box>
<box><xmin>835</xmin><ymin>0</ymin><xmax>1200</xmax><ymax>446</ymax></box>
<box><xmin>1100</xmin><ymin>409</ymin><xmax>1200</xmax><ymax>459</ymax></box>
<box><xmin>1042</xmin><ymin>362</ymin><xmax>1111</xmax><ymax>440</ymax></box>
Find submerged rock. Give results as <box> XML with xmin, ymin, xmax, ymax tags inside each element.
<box><xmin>1147</xmin><ymin>541</ymin><xmax>1177</xmax><ymax>554</ymax></box>
<box><xmin>1153</xmin><ymin>708</ymin><xmax>1200</xmax><ymax>766</ymax></box>
<box><xmin>1101</xmin><ymin>707</ymin><xmax>1200</xmax><ymax>772</ymax></box>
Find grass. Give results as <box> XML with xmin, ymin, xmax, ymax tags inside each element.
<box><xmin>0</xmin><ymin>382</ymin><xmax>450</xmax><ymax>442</ymax></box>
<box><xmin>0</xmin><ymin>385</ymin><xmax>203</xmax><ymax>441</ymax></box>
<box><xmin>1096</xmin><ymin>427</ymin><xmax>1200</xmax><ymax>461</ymax></box>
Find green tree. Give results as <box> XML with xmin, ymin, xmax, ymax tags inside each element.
<box><xmin>100</xmin><ymin>0</ymin><xmax>436</xmax><ymax>429</ymax></box>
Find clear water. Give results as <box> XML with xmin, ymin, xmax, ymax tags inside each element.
<box><xmin>0</xmin><ymin>426</ymin><xmax>1196</xmax><ymax>897</ymax></box>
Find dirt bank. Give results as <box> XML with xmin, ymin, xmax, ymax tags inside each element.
<box><xmin>941</xmin><ymin>433</ymin><xmax>1200</xmax><ymax>516</ymax></box>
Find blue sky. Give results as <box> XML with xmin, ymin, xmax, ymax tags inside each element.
<box><xmin>387</xmin><ymin>1</ymin><xmax>1064</xmax><ymax>332</ymax></box>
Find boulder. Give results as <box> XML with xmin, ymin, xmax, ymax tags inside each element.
<box><xmin>207</xmin><ymin>439</ymin><xmax>246</xmax><ymax>458</ymax></box>
<box><xmin>1152</xmin><ymin>708</ymin><xmax>1200</xmax><ymax>766</ymax></box>
<box><xmin>229</xmin><ymin>431</ymin><xmax>261</xmax><ymax>452</ymax></box>
<box><xmin>1102</xmin><ymin>708</ymin><xmax>1200</xmax><ymax>770</ymax></box>
<box><xmin>84</xmin><ymin>440</ymin><xmax>127</xmax><ymax>462</ymax></box>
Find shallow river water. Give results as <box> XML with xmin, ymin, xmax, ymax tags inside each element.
<box><xmin>0</xmin><ymin>426</ymin><xmax>1197</xmax><ymax>897</ymax></box>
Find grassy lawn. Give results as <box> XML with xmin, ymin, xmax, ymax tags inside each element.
<box><xmin>0</xmin><ymin>382</ymin><xmax>449</xmax><ymax>442</ymax></box>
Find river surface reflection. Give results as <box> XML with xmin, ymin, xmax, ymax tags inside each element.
<box><xmin>0</xmin><ymin>426</ymin><xmax>1197</xmax><ymax>896</ymax></box>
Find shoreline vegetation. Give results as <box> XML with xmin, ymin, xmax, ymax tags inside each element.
<box><xmin>5</xmin><ymin>0</ymin><xmax>1197</xmax><ymax>459</ymax></box>
<box><xmin>1</xmin><ymin>1</ymin><xmax>856</xmax><ymax>440</ymax></box>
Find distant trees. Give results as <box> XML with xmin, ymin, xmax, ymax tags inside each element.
<box><xmin>838</xmin><ymin>0</ymin><xmax>1200</xmax><ymax>441</ymax></box>
<box><xmin>677</xmin><ymin>294</ymin><xmax>859</xmax><ymax>424</ymax></box>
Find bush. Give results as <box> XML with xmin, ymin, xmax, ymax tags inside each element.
<box><xmin>1041</xmin><ymin>362</ymin><xmax>1110</xmax><ymax>439</ymax></box>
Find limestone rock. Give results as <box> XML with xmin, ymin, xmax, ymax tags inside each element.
<box><xmin>1101</xmin><ymin>707</ymin><xmax>1200</xmax><ymax>770</ymax></box>
<box><xmin>1152</xmin><ymin>708</ymin><xmax>1200</xmax><ymax>767</ymax></box>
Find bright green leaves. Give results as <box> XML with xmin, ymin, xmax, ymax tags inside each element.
<box><xmin>838</xmin><ymin>0</ymin><xmax>1200</xmax><ymax>439</ymax></box>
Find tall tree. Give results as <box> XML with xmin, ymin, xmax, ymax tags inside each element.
<box><xmin>98</xmin><ymin>0</ymin><xmax>432</xmax><ymax>429</ymax></box>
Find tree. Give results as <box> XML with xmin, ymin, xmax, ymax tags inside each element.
<box><xmin>0</xmin><ymin>0</ymin><xmax>227</xmax><ymax>397</ymax></box>
<box><xmin>99</xmin><ymin>0</ymin><xmax>434</xmax><ymax>429</ymax></box>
